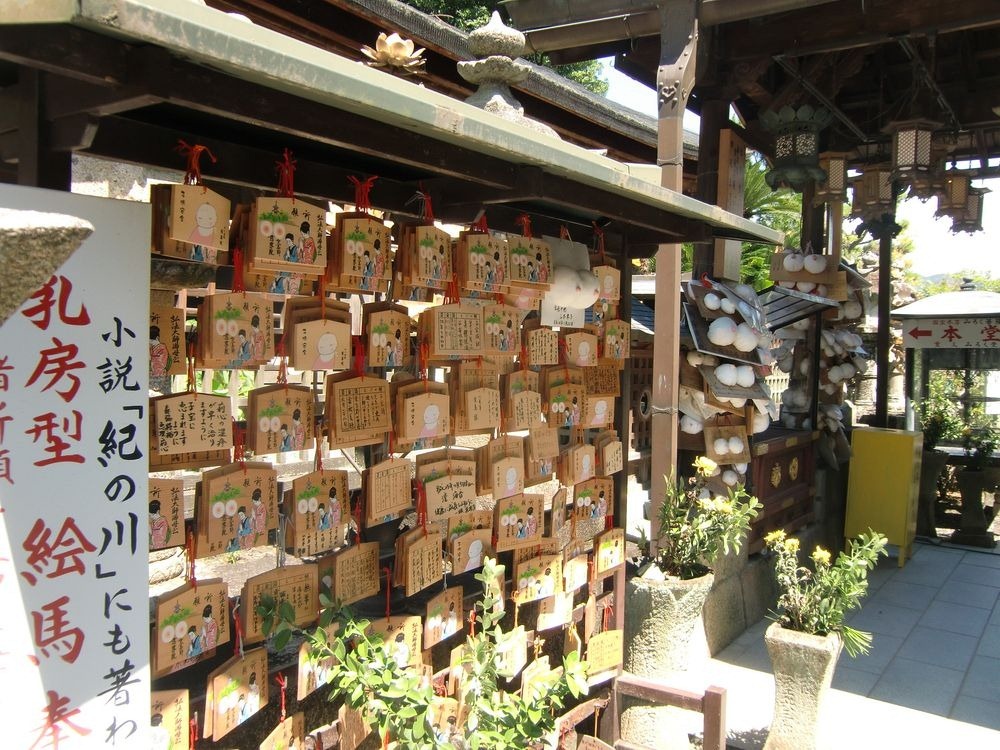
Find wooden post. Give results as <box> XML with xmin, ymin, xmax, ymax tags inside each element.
<box><xmin>875</xmin><ymin>224</ymin><xmax>894</xmax><ymax>427</ymax></box>
<box><xmin>650</xmin><ymin>0</ymin><xmax>697</xmax><ymax>552</ymax></box>
<box><xmin>16</xmin><ymin>67</ymin><xmax>72</xmax><ymax>190</ymax></box>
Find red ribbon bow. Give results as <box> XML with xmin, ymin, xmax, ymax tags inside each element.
<box><xmin>348</xmin><ymin>175</ymin><xmax>378</xmax><ymax>213</ymax></box>
<box><xmin>516</xmin><ymin>213</ymin><xmax>533</xmax><ymax>238</ymax></box>
<box><xmin>175</xmin><ymin>140</ymin><xmax>216</xmax><ymax>186</ymax></box>
<box><xmin>471</xmin><ymin>212</ymin><xmax>489</xmax><ymax>233</ymax></box>
<box><xmin>276</xmin><ymin>148</ymin><xmax>296</xmax><ymax>199</ymax></box>
<box><xmin>275</xmin><ymin>673</ymin><xmax>288</xmax><ymax>721</ymax></box>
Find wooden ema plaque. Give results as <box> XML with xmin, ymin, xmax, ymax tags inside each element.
<box><xmin>297</xmin><ymin>624</ymin><xmax>338</xmax><ymax>700</ymax></box>
<box><xmin>151</xmin><ymin>183</ymin><xmax>230</xmax><ymax>262</ymax></box>
<box><xmin>527</xmin><ymin>426</ymin><xmax>560</xmax><ymax>461</ymax></box>
<box><xmin>585</xmin><ymin>629</ymin><xmax>623</xmax><ymax>686</ymax></box>
<box><xmin>291</xmin><ymin>319</ymin><xmax>351</xmax><ymax>371</ymax></box>
<box><xmin>241</xmin><ymin>564</ymin><xmax>319</xmax><ymax>644</ymax></box>
<box><xmin>493</xmin><ymin>493</ymin><xmax>544</xmax><ymax>551</ymax></box>
<box><xmin>369</xmin><ymin>615</ymin><xmax>423</xmax><ymax>669</ymax></box>
<box><xmin>148</xmin><ymin>416</ymin><xmax>230</xmax><ymax>472</ymax></box>
<box><xmin>475</xmin><ymin>435</ymin><xmax>523</xmax><ymax>495</ymax></box>
<box><xmin>365</xmin><ymin>457</ymin><xmax>413</xmax><ymax>525</ymax></box>
<box><xmin>537</xmin><ymin>592</ymin><xmax>575</xmax><ymax>631</ymax></box>
<box><xmin>491</xmin><ymin>455</ymin><xmax>525</xmax><ymax>500</ymax></box>
<box><xmin>260</xmin><ymin>713</ymin><xmax>305</xmax><ymax>750</ymax></box>
<box><xmin>483</xmin><ymin>303</ymin><xmax>521</xmax><ymax>356</ymax></box>
<box><xmin>400</xmin><ymin>223</ymin><xmax>452</xmax><ymax>291</ymax></box>
<box><xmin>425</xmin><ymin>587</ymin><xmax>464</xmax><ymax>649</ymax></box>
<box><xmin>246</xmin><ymin>384</ymin><xmax>314</xmax><ymax>455</ymax></box>
<box><xmin>405</xmin><ymin>531</ymin><xmax>443</xmax><ymax>597</ymax></box>
<box><xmin>495</xmin><ymin>625</ymin><xmax>527</xmax><ymax>679</ymax></box>
<box><xmin>398</xmin><ymin>389</ymin><xmax>450</xmax><ymax>442</ymax></box>
<box><xmin>524</xmin><ymin>326</ymin><xmax>559</xmax><ymax>365</ymax></box>
<box><xmin>583</xmin><ymin>363</ymin><xmax>621</xmax><ymax>397</ymax></box>
<box><xmin>594</xmin><ymin>431</ymin><xmax>624</xmax><ymax>475</ymax></box>
<box><xmin>332</xmin><ymin>212</ymin><xmax>392</xmax><ymax>293</ymax></box>
<box><xmin>149</xmin><ymin>305</ymin><xmax>187</xmax><ymax>382</ymax></box>
<box><xmin>582</xmin><ymin>394</ymin><xmax>614</xmax><ymax>428</ymax></box>
<box><xmin>204</xmin><ymin>648</ymin><xmax>269</xmax><ymax>741</ymax></box>
<box><xmin>603</xmin><ymin>319</ymin><xmax>630</xmax><ymax>367</ymax></box>
<box><xmin>564</xmin><ymin>331</ymin><xmax>599</xmax><ymax>367</ymax></box>
<box><xmin>563</xmin><ymin>554</ymin><xmax>589</xmax><ymax>593</ymax></box>
<box><xmin>594</xmin><ymin>528</ymin><xmax>625</xmax><ymax>576</ymax></box>
<box><xmin>514</xmin><ymin>554</ymin><xmax>563</xmax><ymax>604</ymax></box>
<box><xmin>456</xmin><ymin>229</ymin><xmax>508</xmax><ymax>294</ymax></box>
<box><xmin>198</xmin><ymin>462</ymin><xmax>279</xmax><ymax>557</ymax></box>
<box><xmin>424</xmin><ymin>472</ymin><xmax>479</xmax><ymax>534</ymax></box>
<box><xmin>325</xmin><ymin>374</ymin><xmax>391</xmax><ymax>448</ymax></box>
<box><xmin>560</xmin><ymin>443</ymin><xmax>596</xmax><ymax>486</ymax></box>
<box><xmin>199</xmin><ymin>292</ymin><xmax>275</xmax><ymax>369</ymax></box>
<box><xmin>548</xmin><ymin>383</ymin><xmax>586</xmax><ymax>428</ymax></box>
<box><xmin>149</xmin><ymin>477</ymin><xmax>185</xmax><ymax>551</ymax></box>
<box><xmin>365</xmin><ymin>303</ymin><xmax>411</xmax><ymax>369</ymax></box>
<box><xmin>507</xmin><ymin>389</ymin><xmax>542</xmax><ymax>431</ymax></box>
<box><xmin>153</xmin><ymin>580</ymin><xmax>230</xmax><ymax>677</ymax></box>
<box><xmin>450</xmin><ymin>528</ymin><xmax>493</xmax><ymax>574</ymax></box>
<box><xmin>329</xmin><ymin>541</ymin><xmax>381</xmax><ymax>605</ymax></box>
<box><xmin>249</xmin><ymin>196</ymin><xmax>327</xmax><ymax>275</ymax></box>
<box><xmin>153</xmin><ymin>392</ymin><xmax>233</xmax><ymax>455</ymax></box>
<box><xmin>151</xmin><ymin>689</ymin><xmax>190</xmax><ymax>750</ymax></box>
<box><xmin>573</xmin><ymin>476</ymin><xmax>614</xmax><ymax>529</ymax></box>
<box><xmin>507</xmin><ymin>234</ymin><xmax>552</xmax><ymax>289</ymax></box>
<box><xmin>288</xmin><ymin>470</ymin><xmax>348</xmax><ymax>557</ymax></box>
<box><xmin>422</xmin><ymin>303</ymin><xmax>485</xmax><ymax>360</ymax></box>
<box><xmin>594</xmin><ymin>264</ymin><xmax>621</xmax><ymax>303</ymax></box>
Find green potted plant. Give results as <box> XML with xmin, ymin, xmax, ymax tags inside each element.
<box><xmin>264</xmin><ymin>557</ymin><xmax>588</xmax><ymax>749</ymax></box>
<box><xmin>916</xmin><ymin>397</ymin><xmax>960</xmax><ymax>537</ymax></box>
<box><xmin>762</xmin><ymin>529</ymin><xmax>887</xmax><ymax>750</ymax></box>
<box><xmin>953</xmin><ymin>426</ymin><xmax>999</xmax><ymax>546</ymax></box>
<box><xmin>621</xmin><ymin>456</ymin><xmax>760</xmax><ymax>745</ymax></box>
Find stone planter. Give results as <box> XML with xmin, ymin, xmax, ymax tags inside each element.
<box><xmin>764</xmin><ymin>622</ymin><xmax>842</xmax><ymax>750</ymax></box>
<box><xmin>916</xmin><ymin>450</ymin><xmax>949</xmax><ymax>537</ymax></box>
<box><xmin>952</xmin><ymin>468</ymin><xmax>996</xmax><ymax>548</ymax></box>
<box><xmin>620</xmin><ymin>572</ymin><xmax>714</xmax><ymax>748</ymax></box>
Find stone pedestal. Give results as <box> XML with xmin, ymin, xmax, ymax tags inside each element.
<box><xmin>951</xmin><ymin>468</ymin><xmax>996</xmax><ymax>548</ymax></box>
<box><xmin>0</xmin><ymin>208</ymin><xmax>93</xmax><ymax>325</ymax></box>
<box><xmin>917</xmin><ymin>450</ymin><xmax>948</xmax><ymax>537</ymax></box>
<box><xmin>764</xmin><ymin>622</ymin><xmax>842</xmax><ymax>750</ymax></box>
<box><xmin>621</xmin><ymin>573</ymin><xmax>714</xmax><ymax>748</ymax></box>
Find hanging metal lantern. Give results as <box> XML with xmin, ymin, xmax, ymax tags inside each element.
<box><xmin>760</xmin><ymin>104</ymin><xmax>832</xmax><ymax>192</ymax></box>
<box><xmin>856</xmin><ymin>165</ymin><xmax>894</xmax><ymax>210</ymax></box>
<box><xmin>886</xmin><ymin>119</ymin><xmax>939</xmax><ymax>183</ymax></box>
<box><xmin>950</xmin><ymin>186</ymin><xmax>989</xmax><ymax>233</ymax></box>
<box><xmin>936</xmin><ymin>170</ymin><xmax>971</xmax><ymax>213</ymax></box>
<box><xmin>813</xmin><ymin>151</ymin><xmax>849</xmax><ymax>205</ymax></box>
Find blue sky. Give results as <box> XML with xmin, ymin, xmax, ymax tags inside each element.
<box><xmin>602</xmin><ymin>61</ymin><xmax>1000</xmax><ymax>281</ymax></box>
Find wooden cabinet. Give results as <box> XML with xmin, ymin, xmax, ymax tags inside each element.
<box><xmin>749</xmin><ymin>430</ymin><xmax>817</xmax><ymax>553</ymax></box>
<box><xmin>845</xmin><ymin>427</ymin><xmax>922</xmax><ymax>566</ymax></box>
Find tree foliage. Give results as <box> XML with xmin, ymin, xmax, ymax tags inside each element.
<box><xmin>402</xmin><ymin>0</ymin><xmax>608</xmax><ymax>94</ymax></box>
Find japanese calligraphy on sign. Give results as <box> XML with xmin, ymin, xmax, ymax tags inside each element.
<box><xmin>901</xmin><ymin>317</ymin><xmax>1000</xmax><ymax>349</ymax></box>
<box><xmin>0</xmin><ymin>187</ymin><xmax>150</xmax><ymax>748</ymax></box>
<box><xmin>151</xmin><ymin>689</ymin><xmax>189</xmax><ymax>750</ymax></box>
<box><xmin>149</xmin><ymin>477</ymin><xmax>185</xmax><ymax>551</ymax></box>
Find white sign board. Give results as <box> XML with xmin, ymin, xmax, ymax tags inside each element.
<box><xmin>540</xmin><ymin>297</ymin><xmax>585</xmax><ymax>328</ymax></box>
<box><xmin>901</xmin><ymin>317</ymin><xmax>1000</xmax><ymax>349</ymax></box>
<box><xmin>0</xmin><ymin>186</ymin><xmax>150</xmax><ymax>748</ymax></box>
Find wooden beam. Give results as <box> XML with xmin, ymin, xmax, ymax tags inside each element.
<box><xmin>84</xmin><ymin>115</ymin><xmax>427</xmax><ymax>216</ymax></box>
<box><xmin>720</xmin><ymin>0</ymin><xmax>1000</xmax><ymax>60</ymax></box>
<box><xmin>0</xmin><ymin>25</ymin><xmax>129</xmax><ymax>86</ymax></box>
<box><xmin>0</xmin><ymin>24</ymin><xmax>521</xmax><ymax>190</ymax></box>
<box><xmin>14</xmin><ymin>68</ymin><xmax>70</xmax><ymax>190</ymax></box>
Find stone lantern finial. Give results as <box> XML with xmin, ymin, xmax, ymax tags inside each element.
<box><xmin>458</xmin><ymin>12</ymin><xmax>559</xmax><ymax>138</ymax></box>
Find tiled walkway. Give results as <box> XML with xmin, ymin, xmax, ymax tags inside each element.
<box><xmin>703</xmin><ymin>541</ymin><xmax>1000</xmax><ymax>748</ymax></box>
